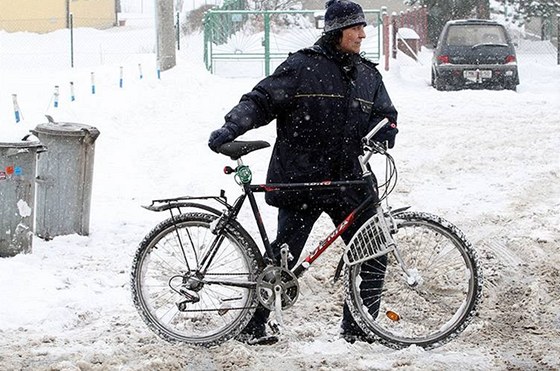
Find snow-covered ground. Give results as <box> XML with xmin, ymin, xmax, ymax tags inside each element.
<box><xmin>0</xmin><ymin>25</ymin><xmax>559</xmax><ymax>370</ymax></box>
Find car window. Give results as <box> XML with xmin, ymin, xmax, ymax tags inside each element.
<box><xmin>445</xmin><ymin>25</ymin><xmax>507</xmax><ymax>46</ymax></box>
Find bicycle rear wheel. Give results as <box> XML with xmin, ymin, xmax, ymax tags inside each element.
<box><xmin>131</xmin><ymin>212</ymin><xmax>261</xmax><ymax>346</ymax></box>
<box><xmin>345</xmin><ymin>211</ymin><xmax>482</xmax><ymax>349</ymax></box>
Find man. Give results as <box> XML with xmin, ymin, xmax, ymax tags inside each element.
<box><xmin>208</xmin><ymin>0</ymin><xmax>398</xmax><ymax>345</ymax></box>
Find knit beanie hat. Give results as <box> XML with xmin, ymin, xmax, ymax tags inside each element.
<box><xmin>324</xmin><ymin>0</ymin><xmax>366</xmax><ymax>33</ymax></box>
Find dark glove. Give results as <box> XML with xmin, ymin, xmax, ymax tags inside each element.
<box><xmin>208</xmin><ymin>122</ymin><xmax>238</xmax><ymax>152</ymax></box>
<box><xmin>373</xmin><ymin>122</ymin><xmax>398</xmax><ymax>149</ymax></box>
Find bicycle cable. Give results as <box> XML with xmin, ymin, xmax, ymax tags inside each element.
<box><xmin>378</xmin><ymin>151</ymin><xmax>398</xmax><ymax>202</ymax></box>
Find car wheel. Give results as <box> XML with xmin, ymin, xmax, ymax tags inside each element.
<box><xmin>505</xmin><ymin>84</ymin><xmax>517</xmax><ymax>92</ymax></box>
<box><xmin>434</xmin><ymin>76</ymin><xmax>447</xmax><ymax>91</ymax></box>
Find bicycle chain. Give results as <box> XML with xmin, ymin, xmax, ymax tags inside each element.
<box><xmin>177</xmin><ymin>305</ymin><xmax>259</xmax><ymax>313</ymax></box>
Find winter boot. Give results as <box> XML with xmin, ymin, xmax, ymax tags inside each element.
<box><xmin>340</xmin><ymin>305</ymin><xmax>375</xmax><ymax>344</ymax></box>
<box><xmin>236</xmin><ymin>306</ymin><xmax>278</xmax><ymax>345</ymax></box>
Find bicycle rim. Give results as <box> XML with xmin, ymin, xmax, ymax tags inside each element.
<box><xmin>131</xmin><ymin>213</ymin><xmax>259</xmax><ymax>346</ymax></box>
<box><xmin>346</xmin><ymin>211</ymin><xmax>482</xmax><ymax>349</ymax></box>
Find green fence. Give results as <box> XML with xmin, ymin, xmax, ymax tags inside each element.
<box><xmin>203</xmin><ymin>9</ymin><xmax>382</xmax><ymax>76</ymax></box>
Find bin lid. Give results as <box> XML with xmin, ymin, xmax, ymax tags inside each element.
<box><xmin>0</xmin><ymin>140</ymin><xmax>42</xmax><ymax>149</ymax></box>
<box><xmin>32</xmin><ymin>122</ymin><xmax>100</xmax><ymax>139</ymax></box>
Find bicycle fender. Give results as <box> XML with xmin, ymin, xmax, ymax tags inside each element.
<box><xmin>391</xmin><ymin>206</ymin><xmax>411</xmax><ymax>215</ymax></box>
<box><xmin>142</xmin><ymin>202</ymin><xmax>222</xmax><ymax>216</ymax></box>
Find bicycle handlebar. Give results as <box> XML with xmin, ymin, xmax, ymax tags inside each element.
<box><xmin>363</xmin><ymin>118</ymin><xmax>390</xmax><ymax>145</ymax></box>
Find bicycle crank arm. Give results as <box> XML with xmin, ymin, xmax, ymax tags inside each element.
<box><xmin>274</xmin><ymin>285</ymin><xmax>284</xmax><ymax>325</ymax></box>
<box><xmin>267</xmin><ymin>284</ymin><xmax>285</xmax><ymax>335</ymax></box>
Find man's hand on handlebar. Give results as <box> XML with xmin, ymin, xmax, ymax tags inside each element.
<box><xmin>372</xmin><ymin>122</ymin><xmax>398</xmax><ymax>149</ymax></box>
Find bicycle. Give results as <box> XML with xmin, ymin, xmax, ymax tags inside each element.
<box><xmin>131</xmin><ymin>119</ymin><xmax>483</xmax><ymax>349</ymax></box>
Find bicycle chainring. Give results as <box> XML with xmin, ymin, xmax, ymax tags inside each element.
<box><xmin>256</xmin><ymin>266</ymin><xmax>299</xmax><ymax>311</ymax></box>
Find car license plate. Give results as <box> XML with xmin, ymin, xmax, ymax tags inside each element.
<box><xmin>464</xmin><ymin>70</ymin><xmax>492</xmax><ymax>82</ymax></box>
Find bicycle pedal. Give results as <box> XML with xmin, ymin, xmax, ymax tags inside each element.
<box><xmin>268</xmin><ymin>320</ymin><xmax>281</xmax><ymax>335</ymax></box>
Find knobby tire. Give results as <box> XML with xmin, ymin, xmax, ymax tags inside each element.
<box><xmin>131</xmin><ymin>212</ymin><xmax>261</xmax><ymax>347</ymax></box>
<box><xmin>345</xmin><ymin>211</ymin><xmax>483</xmax><ymax>349</ymax></box>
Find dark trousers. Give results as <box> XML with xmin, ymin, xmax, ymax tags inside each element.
<box><xmin>245</xmin><ymin>201</ymin><xmax>387</xmax><ymax>335</ymax></box>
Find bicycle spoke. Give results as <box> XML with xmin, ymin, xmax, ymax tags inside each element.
<box><xmin>346</xmin><ymin>212</ymin><xmax>481</xmax><ymax>349</ymax></box>
<box><xmin>132</xmin><ymin>213</ymin><xmax>260</xmax><ymax>346</ymax></box>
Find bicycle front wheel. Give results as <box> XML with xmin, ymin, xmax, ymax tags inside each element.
<box><xmin>346</xmin><ymin>211</ymin><xmax>482</xmax><ymax>349</ymax></box>
<box><xmin>131</xmin><ymin>212</ymin><xmax>261</xmax><ymax>346</ymax></box>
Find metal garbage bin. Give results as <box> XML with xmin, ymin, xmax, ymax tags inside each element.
<box><xmin>0</xmin><ymin>139</ymin><xmax>43</xmax><ymax>257</ymax></box>
<box><xmin>31</xmin><ymin>121</ymin><xmax>100</xmax><ymax>239</ymax></box>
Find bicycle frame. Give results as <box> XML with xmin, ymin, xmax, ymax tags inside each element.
<box><xmin>146</xmin><ymin>119</ymin><xmax>392</xmax><ymax>283</ymax></box>
<box><xmin>143</xmin><ymin>177</ymin><xmax>380</xmax><ymax>293</ymax></box>
<box><xmin>250</xmin><ymin>182</ymin><xmax>378</xmax><ymax>277</ymax></box>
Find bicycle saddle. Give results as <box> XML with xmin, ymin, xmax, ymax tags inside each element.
<box><xmin>218</xmin><ymin>140</ymin><xmax>270</xmax><ymax>160</ymax></box>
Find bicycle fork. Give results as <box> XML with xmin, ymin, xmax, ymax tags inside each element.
<box><xmin>385</xmin><ymin>208</ymin><xmax>421</xmax><ymax>288</ymax></box>
<box><xmin>329</xmin><ymin>206</ymin><xmax>419</xmax><ymax>287</ymax></box>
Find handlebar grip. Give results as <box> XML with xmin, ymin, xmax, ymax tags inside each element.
<box><xmin>364</xmin><ymin>118</ymin><xmax>389</xmax><ymax>144</ymax></box>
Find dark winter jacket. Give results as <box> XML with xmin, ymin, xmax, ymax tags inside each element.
<box><xmin>224</xmin><ymin>37</ymin><xmax>398</xmax><ymax>208</ymax></box>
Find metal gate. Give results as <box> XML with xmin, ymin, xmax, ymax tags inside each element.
<box><xmin>203</xmin><ymin>9</ymin><xmax>382</xmax><ymax>77</ymax></box>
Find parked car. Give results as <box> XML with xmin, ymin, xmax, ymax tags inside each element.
<box><xmin>431</xmin><ymin>19</ymin><xmax>519</xmax><ymax>91</ymax></box>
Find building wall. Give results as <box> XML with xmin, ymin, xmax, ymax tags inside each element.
<box><xmin>0</xmin><ymin>0</ymin><xmax>116</xmax><ymax>33</ymax></box>
<box><xmin>70</xmin><ymin>0</ymin><xmax>117</xmax><ymax>29</ymax></box>
<box><xmin>0</xmin><ymin>0</ymin><xmax>67</xmax><ymax>33</ymax></box>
